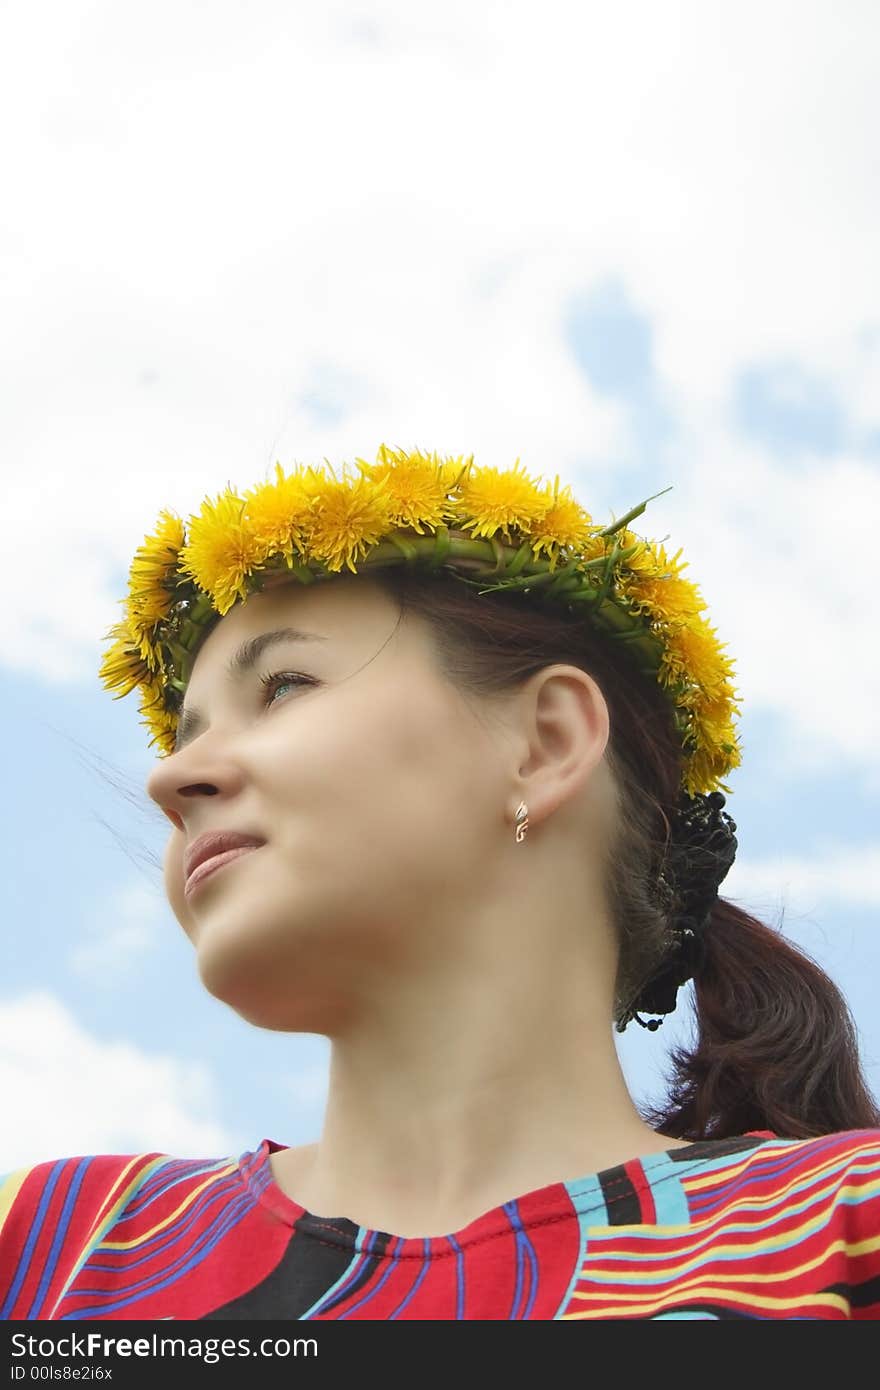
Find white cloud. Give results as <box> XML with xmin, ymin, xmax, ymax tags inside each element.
<box><xmin>0</xmin><ymin>992</ymin><xmax>236</xmax><ymax>1173</ymax></box>
<box><xmin>725</xmin><ymin>841</ymin><xmax>880</xmax><ymax>917</ymax></box>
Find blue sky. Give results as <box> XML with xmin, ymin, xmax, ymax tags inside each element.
<box><xmin>2</xmin><ymin>0</ymin><xmax>879</xmax><ymax>1175</ymax></box>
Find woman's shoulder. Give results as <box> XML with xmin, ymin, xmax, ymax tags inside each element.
<box><xmin>0</xmin><ymin>1146</ymin><xmax>245</xmax><ymax>1251</ymax></box>
<box><xmin>687</xmin><ymin>1126</ymin><xmax>880</xmax><ymax>1177</ymax></box>
<box><xmin>0</xmin><ymin>1146</ymin><xmax>259</xmax><ymax>1320</ymax></box>
<box><xmin>745</xmin><ymin>1127</ymin><xmax>880</xmax><ymax>1166</ymax></box>
<box><xmin>676</xmin><ymin>1127</ymin><xmax>880</xmax><ymax>1230</ymax></box>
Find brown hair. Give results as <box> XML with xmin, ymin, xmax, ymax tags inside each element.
<box><xmin>372</xmin><ymin>561</ymin><xmax>879</xmax><ymax>1141</ymax></box>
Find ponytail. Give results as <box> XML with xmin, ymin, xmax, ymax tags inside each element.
<box><xmin>644</xmin><ymin>898</ymin><xmax>880</xmax><ymax>1140</ymax></box>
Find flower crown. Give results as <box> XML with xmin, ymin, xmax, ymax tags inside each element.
<box><xmin>99</xmin><ymin>445</ymin><xmax>742</xmax><ymax>797</ymax></box>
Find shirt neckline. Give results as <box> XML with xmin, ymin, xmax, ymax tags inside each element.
<box><xmin>238</xmin><ymin>1132</ymin><xmax>777</xmax><ymax>1257</ymax></box>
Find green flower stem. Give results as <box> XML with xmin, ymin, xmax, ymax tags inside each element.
<box><xmin>167</xmin><ymin>640</ymin><xmax>191</xmax><ymax>668</ymax></box>
<box><xmin>362</xmin><ymin>533</ymin><xmax>499</xmax><ymax>569</ymax></box>
<box><xmin>545</xmin><ymin>559</ymin><xmax>587</xmax><ymax>598</ymax></box>
<box><xmin>388</xmin><ymin>534</ymin><xmax>420</xmax><ymax>563</ymax></box>
<box><xmin>161</xmin><ymin>526</ymin><xmax>665</xmax><ymax>694</ymax></box>
<box><xmin>488</xmin><ymin>536</ymin><xmax>508</xmax><ymax>574</ymax></box>
<box><xmin>572</xmin><ymin>591</ymin><xmax>664</xmax><ymax>667</ymax></box>
<box><xmin>597</xmin><ymin>486</ymin><xmax>673</xmax><ymax>538</ymax></box>
<box><xmin>295</xmin><ymin>565</ymin><xmax>318</xmax><ymax>584</ymax></box>
<box><xmin>505</xmin><ymin>541</ymin><xmax>534</xmax><ymax>578</ymax></box>
<box><xmin>426</xmin><ymin>524</ymin><xmax>452</xmax><ymax>570</ymax></box>
<box><xmin>477</xmin><ymin>569</ymin><xmax>563</xmax><ymax>594</ymax></box>
<box><xmin>594</xmin><ymin>535</ymin><xmax>623</xmax><ymax>610</ymax></box>
<box><xmin>259</xmin><ymin>562</ymin><xmax>316</xmax><ymax>588</ymax></box>
<box><xmin>178</xmin><ymin>619</ymin><xmax>202</xmax><ymax>651</ymax></box>
<box><xmin>188</xmin><ymin>593</ymin><xmax>215</xmax><ymax>623</ymax></box>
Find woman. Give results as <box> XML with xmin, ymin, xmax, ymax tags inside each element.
<box><xmin>2</xmin><ymin>446</ymin><xmax>879</xmax><ymax>1320</ymax></box>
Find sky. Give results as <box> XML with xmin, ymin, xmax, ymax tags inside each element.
<box><xmin>1</xmin><ymin>0</ymin><xmax>879</xmax><ymax>1175</ymax></box>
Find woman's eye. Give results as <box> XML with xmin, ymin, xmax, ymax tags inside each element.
<box><xmin>259</xmin><ymin>671</ymin><xmax>312</xmax><ymax>707</ymax></box>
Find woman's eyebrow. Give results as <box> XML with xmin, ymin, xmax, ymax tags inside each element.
<box><xmin>172</xmin><ymin>626</ymin><xmax>327</xmax><ymax>753</ymax></box>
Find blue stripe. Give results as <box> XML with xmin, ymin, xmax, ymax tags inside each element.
<box><xmin>299</xmin><ymin>1245</ymin><xmax>369</xmax><ymax>1320</ymax></box>
<box><xmin>589</xmin><ymin>1185</ymin><xmax>879</xmax><ymax>1276</ymax></box>
<box><xmin>519</xmin><ymin>1228</ymin><xmax>539</xmax><ymax>1319</ymax></box>
<box><xmin>337</xmin><ymin>1230</ymin><xmax>397</xmax><ymax>1318</ymax></box>
<box><xmin>639</xmin><ymin>1154</ymin><xmax>691</xmax><ymax>1227</ymax></box>
<box><xmin>447</xmin><ymin>1234</ymin><xmax>466</xmax><ymax>1320</ymax></box>
<box><xmin>58</xmin><ymin>1192</ymin><xmax>253</xmax><ymax>1317</ymax></box>
<box><xmin>503</xmin><ymin>1200</ymin><xmax>539</xmax><ymax>1319</ymax></box>
<box><xmin>122</xmin><ymin>1157</ymin><xmax>234</xmax><ymax>1217</ymax></box>
<box><xmin>26</xmin><ymin>1158</ymin><xmax>90</xmax><ymax>1319</ymax></box>
<box><xmin>685</xmin><ymin>1135</ymin><xmax>866</xmax><ymax>1198</ymax></box>
<box><xmin>60</xmin><ymin>1191</ymin><xmax>251</xmax><ymax>1313</ymax></box>
<box><xmin>505</xmin><ymin>1202</ymin><xmax>525</xmax><ymax>1318</ymax></box>
<box><xmin>322</xmin><ymin>1226</ymin><xmax>388</xmax><ymax>1316</ymax></box>
<box><xmin>0</xmin><ymin>1161</ymin><xmax>64</xmax><ymax>1320</ymax></box>
<box><xmin>689</xmin><ymin>1150</ymin><xmax>873</xmax><ymax>1217</ymax></box>
<box><xmin>557</xmin><ymin>1180</ymin><xmax>597</xmax><ymax>1319</ymax></box>
<box><xmin>388</xmin><ymin>1240</ymin><xmax>432</xmax><ymax>1319</ymax></box>
<box><xmin>81</xmin><ymin>1169</ymin><xmax>244</xmax><ymax>1272</ymax></box>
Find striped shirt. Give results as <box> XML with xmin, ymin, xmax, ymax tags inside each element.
<box><xmin>1</xmin><ymin>1128</ymin><xmax>878</xmax><ymax>1319</ymax></box>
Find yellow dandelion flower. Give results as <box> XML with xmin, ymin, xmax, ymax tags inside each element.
<box><xmin>179</xmin><ymin>488</ymin><xmax>267</xmax><ymax>615</ymax></box>
<box><xmin>125</xmin><ymin>509</ymin><xmax>185</xmax><ymax>637</ymax></box>
<box><xmin>136</xmin><ymin>671</ymin><xmax>166</xmax><ymax>713</ymax></box>
<box><xmin>306</xmin><ymin>465</ymin><xmax>396</xmax><ymax>573</ymax></box>
<box><xmin>98</xmin><ymin>621</ymin><xmax>151</xmax><ymax>697</ymax></box>
<box><xmin>151</xmin><ymin>726</ymin><xmax>175</xmax><ymax>758</ymax></box>
<box><xmin>526</xmin><ymin>475</ymin><xmax>596</xmax><ymax>570</ymax></box>
<box><xmin>355</xmin><ymin>445</ymin><xmax>455</xmax><ymax>534</ymax></box>
<box><xmin>452</xmin><ymin>459</ymin><xmax>551</xmax><ymax>544</ymax></box>
<box><xmin>148</xmin><ymin>713</ymin><xmax>179</xmax><ymax>758</ymax></box>
<box><xmin>579</xmin><ymin>530</ymin><xmax>611</xmax><ymax>566</ymax></box>
<box><xmin>620</xmin><ymin>533</ymin><xmax>687</xmax><ymax>578</ymax></box>
<box><xmin>676</xmin><ymin>675</ymin><xmax>741</xmax><ymax>715</ymax></box>
<box><xmin>137</xmin><ymin>675</ymin><xmax>179</xmax><ymax>757</ymax></box>
<box><xmin>660</xmin><ymin>617</ymin><xmax>731</xmax><ymax>697</ymax></box>
<box><xmin>614</xmin><ymin>536</ymin><xmax>703</xmax><ymax>625</ymax></box>
<box><xmin>242</xmin><ymin>462</ymin><xmax>314</xmax><ymax>568</ymax></box>
<box><xmin>683</xmin><ymin>732</ymin><xmax>742</xmax><ymax>798</ymax></box>
<box><xmin>118</xmin><ymin>603</ymin><xmax>167</xmax><ymax>674</ymax></box>
<box><xmin>682</xmin><ymin>692</ymin><xmax>737</xmax><ymax>753</ymax></box>
<box><xmin>618</xmin><ymin>568</ymin><xmax>707</xmax><ymax>627</ymax></box>
<box><xmin>615</xmin><ymin>526</ymin><xmax>651</xmax><ymax>568</ymax></box>
<box><xmin>437</xmin><ymin>452</ymin><xmax>475</xmax><ymax>497</ymax></box>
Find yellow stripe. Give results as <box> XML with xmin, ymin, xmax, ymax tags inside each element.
<box><xmin>563</xmin><ymin>1284</ymin><xmax>851</xmax><ymax>1318</ymax></box>
<box><xmin>50</xmin><ymin>1157</ymin><xmax>177</xmax><ymax>1313</ymax></box>
<box><xmin>50</xmin><ymin>1155</ymin><xmax>236</xmax><ymax>1314</ymax></box>
<box><xmin>684</xmin><ymin>1141</ymin><xmax>880</xmax><ymax>1196</ymax></box>
<box><xmin>686</xmin><ymin>1165</ymin><xmax>880</xmax><ymax>1225</ymax></box>
<box><xmin>99</xmin><ymin>1160</ymin><xmax>239</xmax><ymax>1249</ymax></box>
<box><xmin>0</xmin><ymin>1169</ymin><xmax>31</xmax><ymax>1240</ymax></box>
<box><xmin>681</xmin><ymin>1162</ymin><xmax>880</xmax><ymax>1229</ymax></box>
<box><xmin>587</xmin><ymin>1169</ymin><xmax>880</xmax><ymax>1244</ymax></box>
<box><xmin>84</xmin><ymin>1155</ymin><xmax>162</xmax><ymax>1246</ymax></box>
<box><xmin>2</xmin><ymin>1155</ymin><xmax>172</xmax><ymax>1253</ymax></box>
<box><xmin>582</xmin><ymin>1229</ymin><xmax>880</xmax><ymax>1287</ymax></box>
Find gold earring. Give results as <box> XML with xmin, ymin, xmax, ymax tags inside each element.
<box><xmin>514</xmin><ymin>801</ymin><xmax>529</xmax><ymax>843</ymax></box>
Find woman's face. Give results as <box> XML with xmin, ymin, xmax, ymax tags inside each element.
<box><xmin>145</xmin><ymin>575</ymin><xmax>509</xmax><ymax>1031</ymax></box>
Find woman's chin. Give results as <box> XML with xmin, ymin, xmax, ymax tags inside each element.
<box><xmin>190</xmin><ymin>933</ymin><xmax>300</xmax><ymax>1026</ymax></box>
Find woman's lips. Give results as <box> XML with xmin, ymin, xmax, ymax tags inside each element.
<box><xmin>184</xmin><ymin>845</ymin><xmax>262</xmax><ymax>897</ymax></box>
